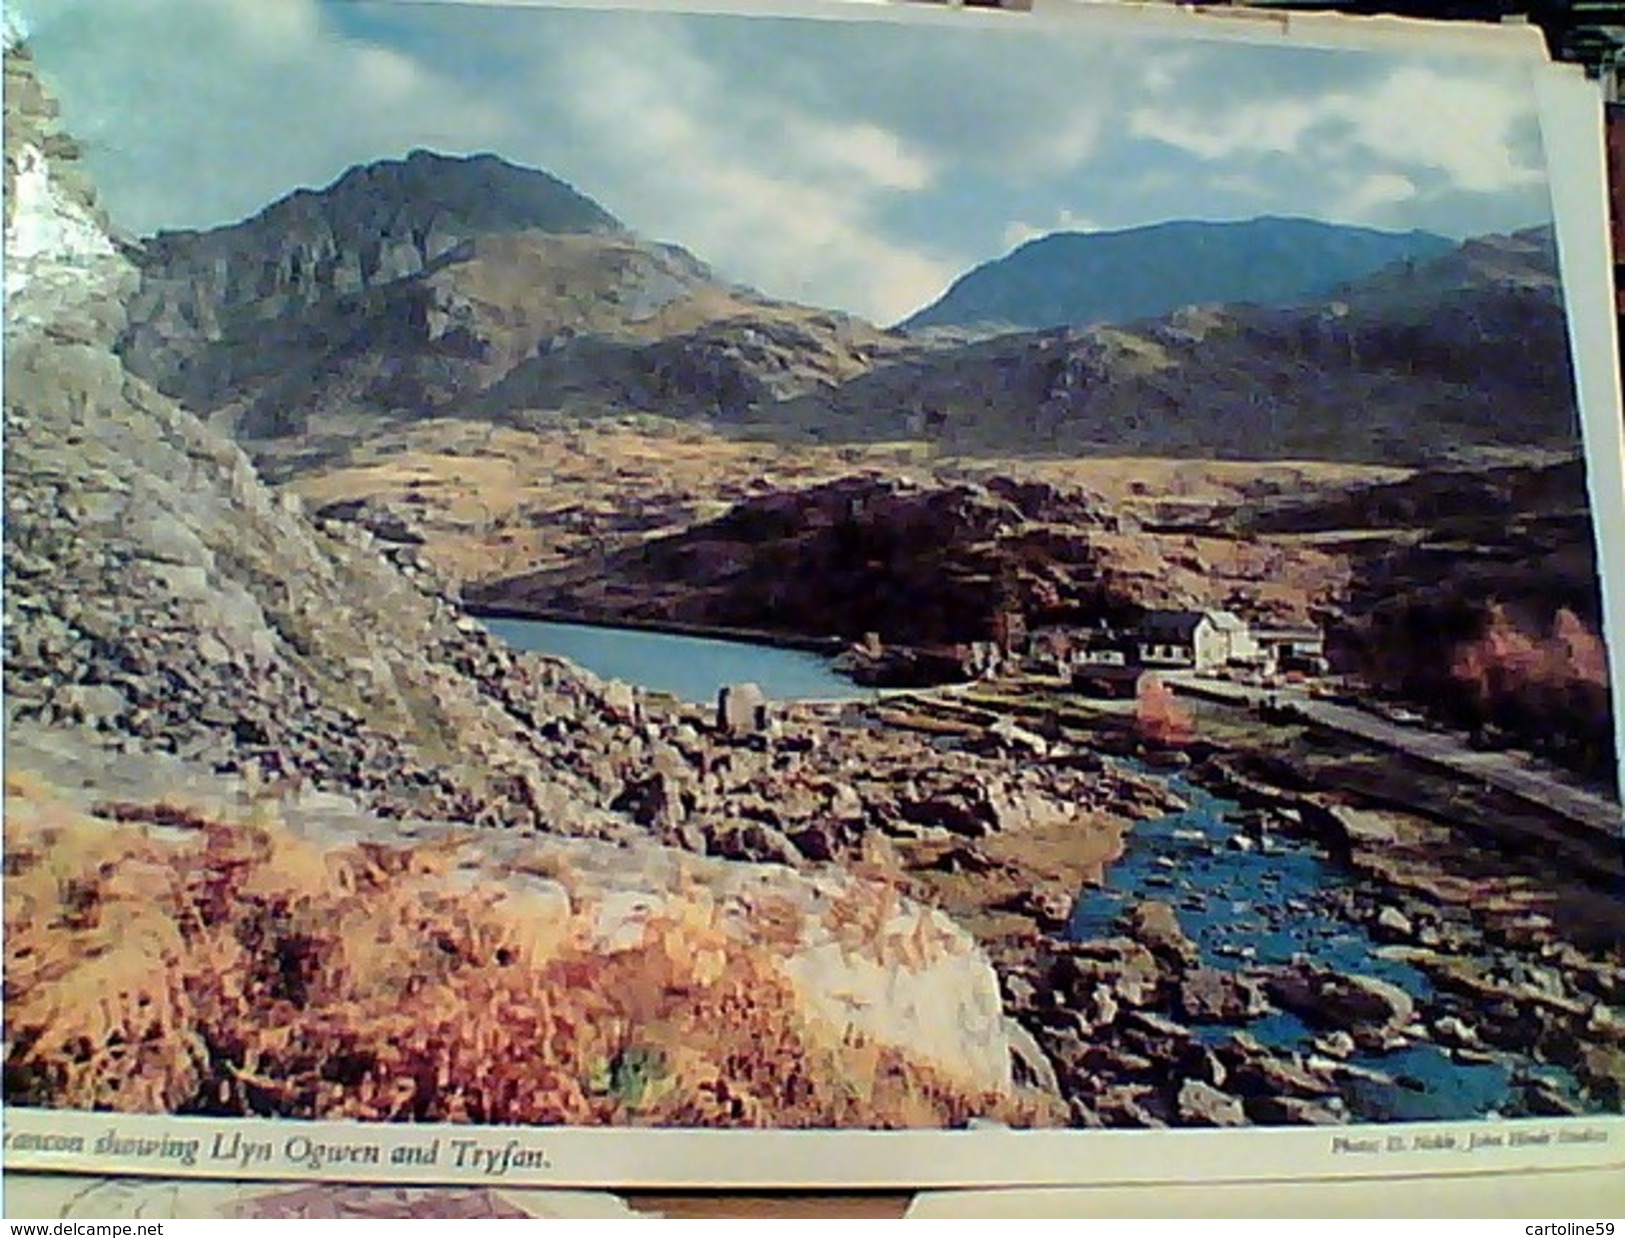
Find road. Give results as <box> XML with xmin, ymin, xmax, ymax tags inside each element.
<box><xmin>1164</xmin><ymin>673</ymin><xmax>1623</xmax><ymax>838</ymax></box>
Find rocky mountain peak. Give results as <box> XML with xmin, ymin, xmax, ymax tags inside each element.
<box><xmin>1</xmin><ymin>46</ymin><xmax>629</xmax><ymax>837</ymax></box>
<box><xmin>238</xmin><ymin>148</ymin><xmax>623</xmax><ymax>253</ymax></box>
<box><xmin>119</xmin><ymin>149</ymin><xmax>624</xmax><ymax>407</ymax></box>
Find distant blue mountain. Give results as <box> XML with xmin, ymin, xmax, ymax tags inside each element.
<box><xmin>900</xmin><ymin>216</ymin><xmax>1457</xmax><ymax>332</ymax></box>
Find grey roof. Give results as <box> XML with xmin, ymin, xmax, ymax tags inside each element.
<box><xmin>1255</xmin><ymin>626</ymin><xmax>1323</xmax><ymax>641</ymax></box>
<box><xmin>1140</xmin><ymin>610</ymin><xmax>1205</xmax><ymax>639</ymax></box>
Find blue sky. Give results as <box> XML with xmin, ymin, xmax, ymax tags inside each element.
<box><xmin>20</xmin><ymin>0</ymin><xmax>1553</xmax><ymax>323</ymax></box>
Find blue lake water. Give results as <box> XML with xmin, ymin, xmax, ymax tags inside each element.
<box><xmin>1070</xmin><ymin>770</ymin><xmax>1575</xmax><ymax>1123</ymax></box>
<box><xmin>482</xmin><ymin>618</ymin><xmax>875</xmax><ymax>705</ymax></box>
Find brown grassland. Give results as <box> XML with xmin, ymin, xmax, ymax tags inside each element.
<box><xmin>2</xmin><ymin>771</ymin><xmax>1047</xmax><ymax>1130</ymax></box>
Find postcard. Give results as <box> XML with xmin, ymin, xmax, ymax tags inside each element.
<box><xmin>3</xmin><ymin>0</ymin><xmax>1621</xmax><ymax>1189</ymax></box>
<box><xmin>1</xmin><ymin>1173</ymin><xmax>639</xmax><ymax>1220</ymax></box>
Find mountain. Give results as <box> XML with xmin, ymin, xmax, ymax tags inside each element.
<box><xmin>768</xmin><ymin>226</ymin><xmax>1576</xmax><ymax>466</ymax></box>
<box><xmin>118</xmin><ymin>153</ymin><xmax>1573</xmax><ymax>468</ymax></box>
<box><xmin>5</xmin><ymin>46</ymin><xmax>1029</xmax><ymax>1129</ymax></box>
<box><xmin>120</xmin><ymin>150</ymin><xmax>620</xmax><ymax>434</ymax></box>
<box><xmin>899</xmin><ymin>217</ymin><xmax>1457</xmax><ymax>332</ymax></box>
<box><xmin>3</xmin><ymin>52</ymin><xmax>641</xmax><ymax>829</ymax></box>
<box><xmin>119</xmin><ymin>152</ymin><xmax>903</xmax><ymax>439</ymax></box>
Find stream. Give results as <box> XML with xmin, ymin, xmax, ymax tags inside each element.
<box><xmin>1070</xmin><ymin>766</ymin><xmax>1587</xmax><ymax>1122</ymax></box>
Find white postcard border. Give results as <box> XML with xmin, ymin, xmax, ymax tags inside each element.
<box><xmin>3</xmin><ymin>1108</ymin><xmax>1621</xmax><ymax>1189</ymax></box>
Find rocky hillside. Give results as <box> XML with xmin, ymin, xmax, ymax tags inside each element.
<box><xmin>1309</xmin><ymin>462</ymin><xmax>1613</xmax><ymax>782</ymax></box>
<box><xmin>771</xmin><ymin>227</ymin><xmax>1578</xmax><ymax>465</ymax></box>
<box><xmin>5</xmin><ymin>748</ymin><xmax>1027</xmax><ymax>1126</ymax></box>
<box><xmin>900</xmin><ymin>216</ymin><xmax>1455</xmax><ymax>333</ymax></box>
<box><xmin>470</xmin><ymin>473</ymin><xmax>1348</xmax><ymax>650</ymax></box>
<box><xmin>116</xmin><ymin>152</ymin><xmax>904</xmax><ymax>440</ymax></box>
<box><xmin>2</xmin><ymin>47</ymin><xmax>645</xmax><ymax>835</ymax></box>
<box><xmin>120</xmin><ymin>149</ymin><xmax>620</xmax><ymax>430</ymax></box>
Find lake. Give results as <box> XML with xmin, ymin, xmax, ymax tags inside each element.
<box><xmin>481</xmin><ymin>617</ymin><xmax>875</xmax><ymax>705</ymax></box>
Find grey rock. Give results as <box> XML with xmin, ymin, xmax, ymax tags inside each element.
<box><xmin>716</xmin><ymin>681</ymin><xmax>770</xmax><ymax>738</ymax></box>
<box><xmin>1178</xmin><ymin>967</ymin><xmax>1273</xmax><ymax>1023</ymax></box>
<box><xmin>1176</xmin><ymin>1079</ymin><xmax>1246</xmax><ymax>1127</ymax></box>
<box><xmin>705</xmin><ymin>819</ymin><xmax>804</xmax><ymax>868</ymax></box>
<box><xmin>52</xmin><ymin>682</ymin><xmax>125</xmax><ymax>726</ymax></box>
<box><xmin>1244</xmin><ymin>1095</ymin><xmax>1345</xmax><ymax>1126</ymax></box>
<box><xmin>1005</xmin><ymin>1018</ymin><xmax>1062</xmax><ymax>1098</ymax></box>
<box><xmin>1373</xmin><ymin>905</ymin><xmax>1414</xmax><ymax>939</ymax></box>
<box><xmin>601</xmin><ymin>678</ymin><xmax>640</xmax><ymax>722</ymax></box>
<box><xmin>1312</xmin><ymin>1031</ymin><xmax>1358</xmax><ymax>1059</ymax></box>
<box><xmin>1117</xmin><ymin>899</ymin><xmax>1201</xmax><ymax>970</ymax></box>
<box><xmin>1266</xmin><ymin>964</ymin><xmax>1416</xmax><ymax>1040</ymax></box>
<box><xmin>1432</xmin><ymin>1015</ymin><xmax>1482</xmax><ymax>1049</ymax></box>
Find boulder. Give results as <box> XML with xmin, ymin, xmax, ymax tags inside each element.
<box><xmin>1117</xmin><ymin>899</ymin><xmax>1201</xmax><ymax>970</ymax></box>
<box><xmin>716</xmin><ymin>682</ymin><xmax>770</xmax><ymax>738</ymax></box>
<box><xmin>1176</xmin><ymin>1042</ymin><xmax>1229</xmax><ymax>1088</ymax></box>
<box><xmin>1000</xmin><ymin>883</ymin><xmax>1076</xmax><ymax>931</ymax></box>
<box><xmin>1177</xmin><ymin>967</ymin><xmax>1272</xmax><ymax>1024</ymax></box>
<box><xmin>705</xmin><ymin>819</ymin><xmax>804</xmax><ymax>869</ymax></box>
<box><xmin>1265</xmin><ymin>964</ymin><xmax>1416</xmax><ymax>1042</ymax></box>
<box><xmin>1223</xmin><ymin>1038</ymin><xmax>1339</xmax><ymax>1099</ymax></box>
<box><xmin>600</xmin><ymin>679</ymin><xmax>640</xmax><ymax>724</ymax></box>
<box><xmin>1057</xmin><ymin>937</ymin><xmax>1163</xmax><ymax>1009</ymax></box>
<box><xmin>787</xmin><ymin>819</ymin><xmax>844</xmax><ymax>863</ymax></box>
<box><xmin>611</xmin><ymin>770</ymin><xmax>687</xmax><ymax>833</ymax></box>
<box><xmin>827</xmin><ymin>782</ymin><xmax>864</xmax><ymax>821</ymax></box>
<box><xmin>51</xmin><ymin>682</ymin><xmax>125</xmax><ymax>727</ymax></box>
<box><xmin>1244</xmin><ymin>1095</ymin><xmax>1345</xmax><ymax>1125</ymax></box>
<box><xmin>987</xmin><ymin>718</ymin><xmax>1049</xmax><ymax>760</ymax></box>
<box><xmin>1004</xmin><ymin>1017</ymin><xmax>1063</xmax><ymax>1099</ymax></box>
<box><xmin>1312</xmin><ymin>1031</ymin><xmax>1358</xmax><ymax>1059</ymax></box>
<box><xmin>929</xmin><ymin>844</ymin><xmax>998</xmax><ymax>875</ymax></box>
<box><xmin>1176</xmin><ymin>1079</ymin><xmax>1246</xmax><ymax>1127</ymax></box>
<box><xmin>1094</xmin><ymin>1085</ymin><xmax>1167</xmax><ymax>1128</ymax></box>
<box><xmin>1312</xmin><ymin>803</ymin><xmax>1400</xmax><ymax>849</ymax></box>
<box><xmin>1372</xmin><ymin>905</ymin><xmax>1414</xmax><ymax>940</ymax></box>
<box><xmin>1578</xmin><ymin>1043</ymin><xmax>1625</xmax><ymax>1106</ymax></box>
<box><xmin>1431</xmin><ymin>1015</ymin><xmax>1482</xmax><ymax>1050</ymax></box>
<box><xmin>911</xmin><ymin>797</ymin><xmax>985</xmax><ymax>839</ymax></box>
<box><xmin>312</xmin><ymin>497</ymin><xmax>425</xmax><ymax>545</ymax></box>
<box><xmin>15</xmin><ymin>751</ymin><xmax>1019</xmax><ymax>1105</ymax></box>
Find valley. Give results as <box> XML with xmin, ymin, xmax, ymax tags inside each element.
<box><xmin>6</xmin><ymin>28</ymin><xmax>1621</xmax><ymax>1142</ymax></box>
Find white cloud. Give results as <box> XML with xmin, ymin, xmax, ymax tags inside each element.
<box><xmin>797</xmin><ymin>121</ymin><xmax>936</xmax><ymax>193</ymax></box>
<box><xmin>1030</xmin><ymin>109</ymin><xmax>1106</xmax><ymax>172</ymax></box>
<box><xmin>547</xmin><ymin>29</ymin><xmax>958</xmax><ymax>322</ymax></box>
<box><xmin>1345</xmin><ymin>66</ymin><xmax>1545</xmax><ymax>195</ymax></box>
<box><xmin>22</xmin><ymin>0</ymin><xmax>512</xmax><ymax>234</ymax></box>
<box><xmin>1127</xmin><ymin>62</ymin><xmax>1542</xmax><ymax>202</ymax></box>
<box><xmin>1001</xmin><ymin>207</ymin><xmax>1099</xmax><ymax>251</ymax></box>
<box><xmin>350</xmin><ymin>44</ymin><xmax>423</xmax><ymax>101</ymax></box>
<box><xmin>1130</xmin><ymin>101</ymin><xmax>1316</xmax><ymax>161</ymax></box>
<box><xmin>1343</xmin><ymin>171</ymin><xmax>1420</xmax><ymax>217</ymax></box>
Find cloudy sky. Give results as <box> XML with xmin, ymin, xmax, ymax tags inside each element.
<box><xmin>20</xmin><ymin>0</ymin><xmax>1553</xmax><ymax>324</ymax></box>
